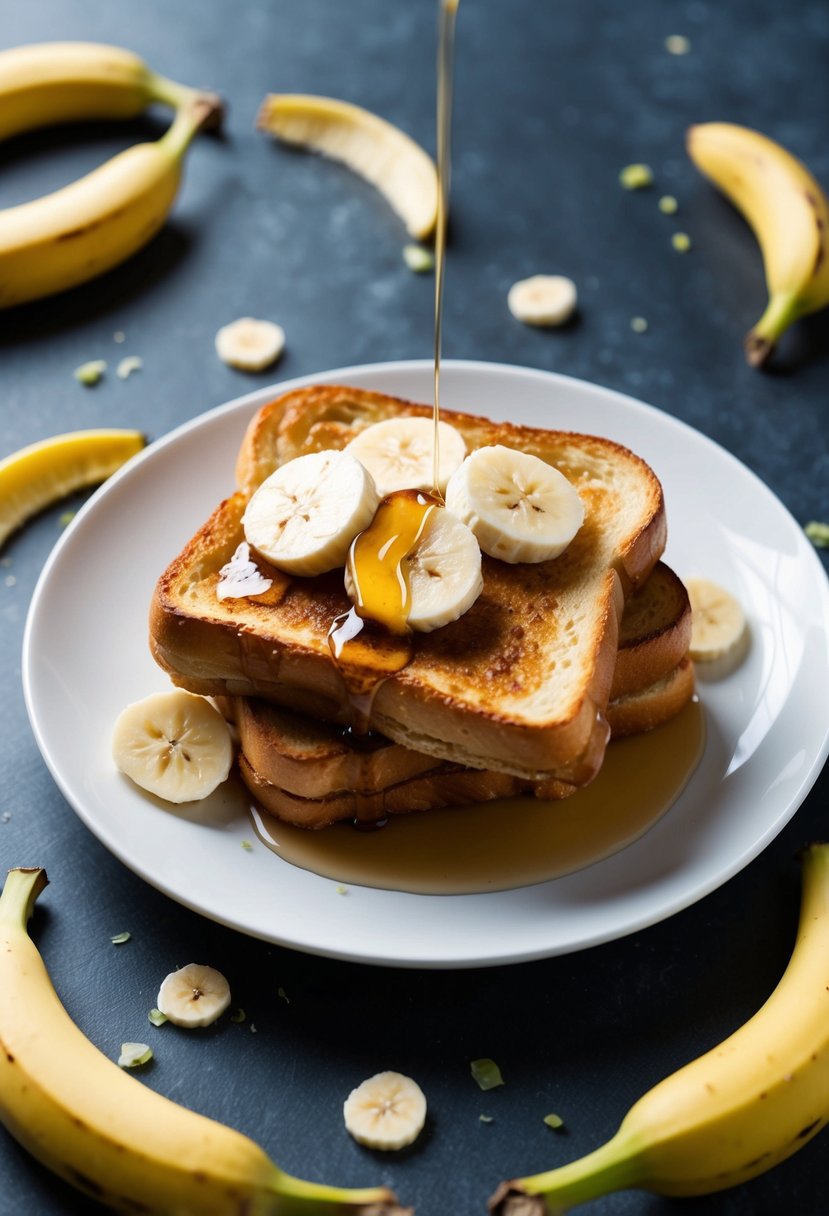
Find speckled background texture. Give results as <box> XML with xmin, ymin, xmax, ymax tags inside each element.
<box><xmin>1</xmin><ymin>1</ymin><xmax>828</xmax><ymax>1213</ymax></box>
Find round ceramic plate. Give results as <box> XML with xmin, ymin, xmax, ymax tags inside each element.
<box><xmin>23</xmin><ymin>361</ymin><xmax>829</xmax><ymax>968</ymax></box>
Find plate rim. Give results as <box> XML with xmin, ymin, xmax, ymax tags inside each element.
<box><xmin>21</xmin><ymin>358</ymin><xmax>829</xmax><ymax>968</ymax></box>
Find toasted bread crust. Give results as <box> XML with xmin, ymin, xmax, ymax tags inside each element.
<box><xmin>150</xmin><ymin>386</ymin><xmax>667</xmax><ymax>781</ymax></box>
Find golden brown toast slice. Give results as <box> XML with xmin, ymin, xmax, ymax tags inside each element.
<box><xmin>150</xmin><ymin>386</ymin><xmax>666</xmax><ymax>782</ymax></box>
<box><xmin>221</xmin><ymin>562</ymin><xmax>693</xmax><ymax>828</ymax></box>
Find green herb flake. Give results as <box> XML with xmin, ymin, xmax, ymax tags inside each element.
<box><xmin>658</xmin><ymin>195</ymin><xmax>679</xmax><ymax>215</ymax></box>
<box><xmin>240</xmin><ymin>839</ymin><xmax>254</xmax><ymax>851</ymax></box>
<box><xmin>672</xmin><ymin>232</ymin><xmax>692</xmax><ymax>252</ymax></box>
<box><xmin>470</xmin><ymin>1058</ymin><xmax>504</xmax><ymax>1091</ymax></box>
<box><xmin>116</xmin><ymin>355</ymin><xmax>143</xmax><ymax>380</ymax></box>
<box><xmin>118</xmin><ymin>1042</ymin><xmax>153</xmax><ymax>1068</ymax></box>
<box><xmin>403</xmin><ymin>244</ymin><xmax>435</xmax><ymax>273</ymax></box>
<box><xmin>805</xmin><ymin>521</ymin><xmax>829</xmax><ymax>548</ymax></box>
<box><xmin>148</xmin><ymin>1008</ymin><xmax>168</xmax><ymax>1027</ymax></box>
<box><xmin>479</xmin><ymin>1114</ymin><xmax>494</xmax><ymax>1124</ymax></box>
<box><xmin>230</xmin><ymin>1008</ymin><xmax>247</xmax><ymax>1023</ymax></box>
<box><xmin>110</xmin><ymin>932</ymin><xmax>131</xmax><ymax>945</ymax></box>
<box><xmin>335</xmin><ymin>884</ymin><xmax>348</xmax><ymax>895</ymax></box>
<box><xmin>59</xmin><ymin>510</ymin><xmax>76</xmax><ymax>527</ymax></box>
<box><xmin>619</xmin><ymin>163</ymin><xmax>653</xmax><ymax>190</ymax></box>
<box><xmin>631</xmin><ymin>316</ymin><xmax>649</xmax><ymax>334</ymax></box>
<box><xmin>74</xmin><ymin>359</ymin><xmax>107</xmax><ymax>386</ymax></box>
<box><xmin>665</xmin><ymin>34</ymin><xmax>691</xmax><ymax>55</ymax></box>
<box><xmin>544</xmin><ymin>1112</ymin><xmax>565</xmax><ymax>1130</ymax></box>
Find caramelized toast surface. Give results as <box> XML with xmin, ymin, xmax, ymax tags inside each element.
<box><xmin>150</xmin><ymin>386</ymin><xmax>667</xmax><ymax>780</ymax></box>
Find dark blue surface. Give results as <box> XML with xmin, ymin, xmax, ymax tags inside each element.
<box><xmin>2</xmin><ymin>2</ymin><xmax>828</xmax><ymax>1213</ymax></box>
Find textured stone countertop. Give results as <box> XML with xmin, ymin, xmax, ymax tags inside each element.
<box><xmin>1</xmin><ymin>2</ymin><xmax>828</xmax><ymax>1213</ymax></box>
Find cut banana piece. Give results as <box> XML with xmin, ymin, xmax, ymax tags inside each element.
<box><xmin>0</xmin><ymin>427</ymin><xmax>144</xmax><ymax>550</ymax></box>
<box><xmin>112</xmin><ymin>690</ymin><xmax>234</xmax><ymax>804</ymax></box>
<box><xmin>346</xmin><ymin>417</ymin><xmax>466</xmax><ymax>497</ymax></box>
<box><xmin>243</xmin><ymin>449</ymin><xmax>379</xmax><ymax>577</ymax></box>
<box><xmin>215</xmin><ymin>317</ymin><xmax>285</xmax><ymax>372</ymax></box>
<box><xmin>345</xmin><ymin>503</ymin><xmax>483</xmax><ymax>632</ymax></box>
<box><xmin>686</xmin><ymin>576</ymin><xmax>749</xmax><ymax>677</ymax></box>
<box><xmin>343</xmin><ymin>1071</ymin><xmax>427</xmax><ymax>1151</ymax></box>
<box><xmin>507</xmin><ymin>275</ymin><xmax>577</xmax><ymax>326</ymax></box>
<box><xmin>257</xmin><ymin>94</ymin><xmax>438</xmax><ymax>239</ymax></box>
<box><xmin>156</xmin><ymin>963</ymin><xmax>231</xmax><ymax>1028</ymax></box>
<box><xmin>445</xmin><ymin>445</ymin><xmax>584</xmax><ymax>564</ymax></box>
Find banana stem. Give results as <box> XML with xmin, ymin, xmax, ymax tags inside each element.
<box><xmin>489</xmin><ymin>1133</ymin><xmax>642</xmax><ymax>1215</ymax></box>
<box><xmin>0</xmin><ymin>867</ymin><xmax>48</xmax><ymax>929</ymax></box>
<box><xmin>744</xmin><ymin>291</ymin><xmax>802</xmax><ymax>367</ymax></box>
<box><xmin>273</xmin><ymin>1170</ymin><xmax>409</xmax><ymax>1214</ymax></box>
<box><xmin>159</xmin><ymin>92</ymin><xmax>224</xmax><ymax>160</ymax></box>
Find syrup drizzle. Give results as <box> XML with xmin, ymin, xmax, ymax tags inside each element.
<box><xmin>327</xmin><ymin>0</ymin><xmax>459</xmax><ymax>734</ymax></box>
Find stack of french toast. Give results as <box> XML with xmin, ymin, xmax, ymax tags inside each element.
<box><xmin>149</xmin><ymin>384</ymin><xmax>694</xmax><ymax>828</ymax></box>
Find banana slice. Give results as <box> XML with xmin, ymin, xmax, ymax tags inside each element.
<box><xmin>445</xmin><ymin>445</ymin><xmax>584</xmax><ymax>564</ymax></box>
<box><xmin>156</xmin><ymin>963</ymin><xmax>231</xmax><ymax>1028</ymax></box>
<box><xmin>343</xmin><ymin>1071</ymin><xmax>427</xmax><ymax>1151</ymax></box>
<box><xmin>346</xmin><ymin>417</ymin><xmax>466</xmax><ymax>497</ymax></box>
<box><xmin>243</xmin><ymin>449</ymin><xmax>379</xmax><ymax>576</ymax></box>
<box><xmin>686</xmin><ymin>577</ymin><xmax>750</xmax><ymax>676</ymax></box>
<box><xmin>112</xmin><ymin>690</ymin><xmax>234</xmax><ymax>804</ymax></box>
<box><xmin>344</xmin><ymin>504</ymin><xmax>482</xmax><ymax>632</ymax></box>
<box><xmin>215</xmin><ymin>317</ymin><xmax>285</xmax><ymax>372</ymax></box>
<box><xmin>257</xmin><ymin>94</ymin><xmax>438</xmax><ymax>239</ymax></box>
<box><xmin>507</xmin><ymin>275</ymin><xmax>577</xmax><ymax>326</ymax></box>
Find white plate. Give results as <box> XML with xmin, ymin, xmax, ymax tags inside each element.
<box><xmin>23</xmin><ymin>361</ymin><xmax>829</xmax><ymax>968</ymax></box>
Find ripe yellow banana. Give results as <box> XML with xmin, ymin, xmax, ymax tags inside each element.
<box><xmin>0</xmin><ymin>867</ymin><xmax>407</xmax><ymax>1215</ymax></box>
<box><xmin>490</xmin><ymin>842</ymin><xmax>829</xmax><ymax>1214</ymax></box>
<box><xmin>0</xmin><ymin>41</ymin><xmax>211</xmax><ymax>141</ymax></box>
<box><xmin>0</xmin><ymin>92</ymin><xmax>221</xmax><ymax>309</ymax></box>
<box><xmin>687</xmin><ymin>122</ymin><xmax>829</xmax><ymax>367</ymax></box>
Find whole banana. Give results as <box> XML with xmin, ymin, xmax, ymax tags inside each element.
<box><xmin>0</xmin><ymin>92</ymin><xmax>221</xmax><ymax>309</ymax></box>
<box><xmin>687</xmin><ymin>122</ymin><xmax>829</xmax><ymax>368</ymax></box>
<box><xmin>490</xmin><ymin>842</ymin><xmax>829</xmax><ymax>1214</ymax></box>
<box><xmin>0</xmin><ymin>41</ymin><xmax>208</xmax><ymax>140</ymax></box>
<box><xmin>0</xmin><ymin>867</ymin><xmax>407</xmax><ymax>1215</ymax></box>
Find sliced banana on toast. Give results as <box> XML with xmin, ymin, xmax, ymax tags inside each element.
<box><xmin>344</xmin><ymin>503</ymin><xmax>483</xmax><ymax>632</ymax></box>
<box><xmin>445</xmin><ymin>445</ymin><xmax>584</xmax><ymax>563</ymax></box>
<box><xmin>243</xmin><ymin>449</ymin><xmax>379</xmax><ymax>576</ymax></box>
<box><xmin>343</xmin><ymin>1070</ymin><xmax>427</xmax><ymax>1150</ymax></box>
<box><xmin>112</xmin><ymin>690</ymin><xmax>234</xmax><ymax>804</ymax></box>
<box><xmin>346</xmin><ymin>416</ymin><xmax>466</xmax><ymax>497</ymax></box>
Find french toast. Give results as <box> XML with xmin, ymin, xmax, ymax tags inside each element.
<box><xmin>219</xmin><ymin>562</ymin><xmax>694</xmax><ymax>827</ymax></box>
<box><xmin>150</xmin><ymin>385</ymin><xmax>667</xmax><ymax>783</ymax></box>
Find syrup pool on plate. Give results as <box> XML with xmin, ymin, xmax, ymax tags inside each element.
<box><xmin>248</xmin><ymin>699</ymin><xmax>705</xmax><ymax>895</ymax></box>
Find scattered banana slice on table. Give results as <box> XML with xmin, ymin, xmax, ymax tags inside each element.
<box><xmin>345</xmin><ymin>504</ymin><xmax>483</xmax><ymax>633</ymax></box>
<box><xmin>685</xmin><ymin>576</ymin><xmax>749</xmax><ymax>677</ymax></box>
<box><xmin>111</xmin><ymin>690</ymin><xmax>234</xmax><ymax>803</ymax></box>
<box><xmin>243</xmin><ymin>449</ymin><xmax>380</xmax><ymax>576</ymax></box>
<box><xmin>0</xmin><ymin>427</ymin><xmax>144</xmax><ymax>550</ymax></box>
<box><xmin>445</xmin><ymin>445</ymin><xmax>584</xmax><ymax>563</ymax></box>
<box><xmin>346</xmin><ymin>417</ymin><xmax>466</xmax><ymax>496</ymax></box>
<box><xmin>507</xmin><ymin>274</ymin><xmax>578</xmax><ymax>326</ymax></box>
<box><xmin>215</xmin><ymin>317</ymin><xmax>285</xmax><ymax>372</ymax></box>
<box><xmin>257</xmin><ymin>93</ymin><xmax>438</xmax><ymax>239</ymax></box>
<box><xmin>343</xmin><ymin>1071</ymin><xmax>427</xmax><ymax>1150</ymax></box>
<box><xmin>156</xmin><ymin>963</ymin><xmax>231</xmax><ymax>1028</ymax></box>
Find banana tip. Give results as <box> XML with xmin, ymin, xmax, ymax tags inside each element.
<box><xmin>743</xmin><ymin>330</ymin><xmax>775</xmax><ymax>368</ymax></box>
<box><xmin>488</xmin><ymin>1182</ymin><xmax>545</xmax><ymax>1216</ymax></box>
